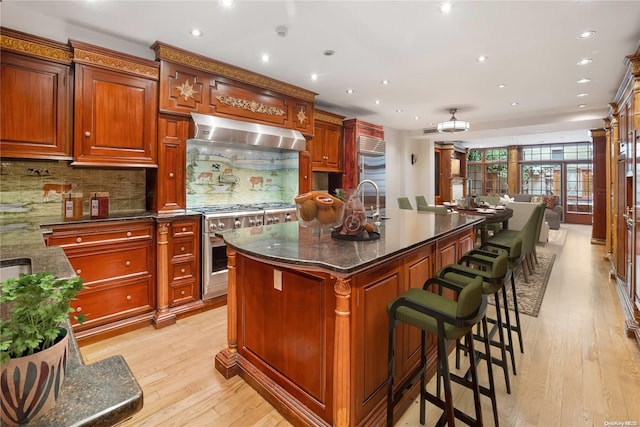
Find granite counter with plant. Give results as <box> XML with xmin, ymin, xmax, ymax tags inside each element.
<box><xmin>0</xmin><ymin>213</ymin><xmax>146</xmax><ymax>426</ymax></box>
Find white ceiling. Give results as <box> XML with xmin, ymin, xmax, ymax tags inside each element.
<box><xmin>2</xmin><ymin>1</ymin><xmax>639</xmax><ymax>148</ymax></box>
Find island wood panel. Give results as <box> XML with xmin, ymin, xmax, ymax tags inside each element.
<box><xmin>238</xmin><ymin>256</ymin><xmax>335</xmax><ymax>421</ymax></box>
<box><xmin>217</xmin><ymin>223</ymin><xmax>476</xmax><ymax>427</ymax></box>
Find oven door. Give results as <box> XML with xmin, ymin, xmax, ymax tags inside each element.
<box><xmin>202</xmin><ymin>232</ymin><xmax>229</xmax><ymax>300</ymax></box>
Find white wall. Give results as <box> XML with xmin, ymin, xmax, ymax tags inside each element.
<box><xmin>384</xmin><ymin>128</ymin><xmax>436</xmax><ymax>209</ymax></box>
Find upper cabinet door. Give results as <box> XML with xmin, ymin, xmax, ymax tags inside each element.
<box><xmin>0</xmin><ymin>30</ymin><xmax>73</xmax><ymax>160</ymax></box>
<box><xmin>73</xmin><ymin>64</ymin><xmax>158</xmax><ymax>167</ymax></box>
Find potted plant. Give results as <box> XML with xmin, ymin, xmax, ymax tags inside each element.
<box><xmin>0</xmin><ymin>272</ymin><xmax>85</xmax><ymax>425</ymax></box>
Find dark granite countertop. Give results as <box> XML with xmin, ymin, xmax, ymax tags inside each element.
<box><xmin>219</xmin><ymin>208</ymin><xmax>484</xmax><ymax>274</ymax></box>
<box><xmin>0</xmin><ymin>211</ymin><xmax>192</xmax><ymax>425</ymax></box>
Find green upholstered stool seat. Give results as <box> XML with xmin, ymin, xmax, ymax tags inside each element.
<box><xmin>386</xmin><ymin>276</ymin><xmax>493</xmax><ymax>427</ymax></box>
<box><xmin>415</xmin><ymin>195</ymin><xmax>429</xmax><ymax>209</ymax></box>
<box><xmin>398</xmin><ymin>197</ymin><xmax>413</xmax><ymax>210</ymax></box>
<box><xmin>389</xmin><ymin>280</ymin><xmax>482</xmax><ymax>341</ymax></box>
<box><xmin>438</xmin><ymin>249</ymin><xmax>515</xmax><ymax>395</ymax></box>
<box><xmin>418</xmin><ymin>205</ymin><xmax>448</xmax><ymax>214</ymax></box>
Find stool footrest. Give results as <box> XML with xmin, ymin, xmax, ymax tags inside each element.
<box><xmin>423</xmin><ymin>391</ymin><xmax>482</xmax><ymax>427</ymax></box>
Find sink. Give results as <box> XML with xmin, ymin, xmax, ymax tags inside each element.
<box><xmin>0</xmin><ymin>258</ymin><xmax>32</xmax><ymax>281</ymax></box>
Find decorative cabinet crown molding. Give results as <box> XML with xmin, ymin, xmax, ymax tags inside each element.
<box><xmin>70</xmin><ymin>40</ymin><xmax>159</xmax><ymax>80</ymax></box>
<box><xmin>152</xmin><ymin>41</ymin><xmax>316</xmax><ymax>102</ymax></box>
<box><xmin>1</xmin><ymin>27</ymin><xmax>72</xmax><ymax>64</ymax></box>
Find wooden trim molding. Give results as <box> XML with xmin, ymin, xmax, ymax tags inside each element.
<box><xmin>315</xmin><ymin>109</ymin><xmax>345</xmax><ymax>125</ymax></box>
<box><xmin>70</xmin><ymin>40</ymin><xmax>159</xmax><ymax>80</ymax></box>
<box><xmin>1</xmin><ymin>27</ymin><xmax>72</xmax><ymax>64</ymax></box>
<box><xmin>152</xmin><ymin>41</ymin><xmax>316</xmax><ymax>102</ymax></box>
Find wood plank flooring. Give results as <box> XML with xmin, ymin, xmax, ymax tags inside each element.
<box><xmin>81</xmin><ymin>224</ymin><xmax>640</xmax><ymax>426</ymax></box>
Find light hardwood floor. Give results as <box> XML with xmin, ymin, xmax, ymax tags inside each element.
<box><xmin>81</xmin><ymin>224</ymin><xmax>640</xmax><ymax>426</ymax></box>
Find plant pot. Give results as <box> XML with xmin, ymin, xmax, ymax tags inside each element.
<box><xmin>1</xmin><ymin>328</ymin><xmax>69</xmax><ymax>426</ymax></box>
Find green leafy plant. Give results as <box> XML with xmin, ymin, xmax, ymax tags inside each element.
<box><xmin>0</xmin><ymin>272</ymin><xmax>85</xmax><ymax>365</ymax></box>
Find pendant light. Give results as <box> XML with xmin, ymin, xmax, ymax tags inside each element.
<box><xmin>437</xmin><ymin>108</ymin><xmax>470</xmax><ymax>133</ymax></box>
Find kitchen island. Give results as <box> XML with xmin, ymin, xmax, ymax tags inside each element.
<box><xmin>215</xmin><ymin>208</ymin><xmax>484</xmax><ymax>427</ymax></box>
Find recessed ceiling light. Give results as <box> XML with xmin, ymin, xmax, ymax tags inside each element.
<box><xmin>439</xmin><ymin>2</ymin><xmax>453</xmax><ymax>14</ymax></box>
<box><xmin>497</xmin><ymin>83</ymin><xmax>507</xmax><ymax>89</ymax></box>
<box><xmin>577</xmin><ymin>30</ymin><xmax>596</xmax><ymax>39</ymax></box>
<box><xmin>323</xmin><ymin>49</ymin><xmax>335</xmax><ymax>57</ymax></box>
<box><xmin>375</xmin><ymin>100</ymin><xmax>382</xmax><ymax>105</ymax></box>
<box><xmin>346</xmin><ymin>89</ymin><xmax>354</xmax><ymax>94</ymax></box>
<box><xmin>310</xmin><ymin>73</ymin><xmax>318</xmax><ymax>81</ymax></box>
<box><xmin>190</xmin><ymin>28</ymin><xmax>203</xmax><ymax>37</ymax></box>
<box><xmin>414</xmin><ymin>116</ymin><xmax>420</xmax><ymax>120</ymax></box>
<box><xmin>578</xmin><ymin>104</ymin><xmax>587</xmax><ymax>108</ymax></box>
<box><xmin>261</xmin><ymin>54</ymin><xmax>269</xmax><ymax>63</ymax></box>
<box><xmin>396</xmin><ymin>109</ymin><xmax>403</xmax><ymax>113</ymax></box>
<box><xmin>381</xmin><ymin>80</ymin><xmax>390</xmax><ymax>85</ymax></box>
<box><xmin>219</xmin><ymin>0</ymin><xmax>235</xmax><ymax>9</ymax></box>
<box><xmin>577</xmin><ymin>78</ymin><xmax>591</xmax><ymax>84</ymax></box>
<box><xmin>511</xmin><ymin>102</ymin><xmax>519</xmax><ymax>106</ymax></box>
<box><xmin>577</xmin><ymin>58</ymin><xmax>592</xmax><ymax>66</ymax></box>
<box><xmin>477</xmin><ymin>55</ymin><xmax>488</xmax><ymax>62</ymax></box>
<box><xmin>577</xmin><ymin>93</ymin><xmax>589</xmax><ymax>97</ymax></box>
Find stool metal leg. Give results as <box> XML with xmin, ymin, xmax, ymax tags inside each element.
<box><xmin>510</xmin><ymin>274</ymin><xmax>524</xmax><ymax>353</ymax></box>
<box><xmin>500</xmin><ymin>284</ymin><xmax>517</xmax><ymax>374</ymax></box>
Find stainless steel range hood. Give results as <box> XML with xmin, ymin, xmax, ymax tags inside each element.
<box><xmin>191</xmin><ymin>113</ymin><xmax>306</xmax><ymax>152</ymax></box>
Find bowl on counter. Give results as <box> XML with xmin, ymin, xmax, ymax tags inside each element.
<box><xmin>294</xmin><ymin>192</ymin><xmax>345</xmax><ymax>228</ymax></box>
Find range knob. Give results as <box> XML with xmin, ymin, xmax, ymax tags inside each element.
<box><xmin>217</xmin><ymin>222</ymin><xmax>225</xmax><ymax>231</ymax></box>
<box><xmin>267</xmin><ymin>216</ymin><xmax>274</xmax><ymax>225</ymax></box>
<box><xmin>256</xmin><ymin>218</ymin><xmax>263</xmax><ymax>226</ymax></box>
<box><xmin>273</xmin><ymin>216</ymin><xmax>280</xmax><ymax>223</ymax></box>
<box><xmin>249</xmin><ymin>218</ymin><xmax>256</xmax><ymax>226</ymax></box>
<box><xmin>234</xmin><ymin>219</ymin><xmax>242</xmax><ymax>229</ymax></box>
<box><xmin>285</xmin><ymin>213</ymin><xmax>292</xmax><ymax>222</ymax></box>
<box><xmin>209</xmin><ymin>223</ymin><xmax>217</xmax><ymax>231</ymax></box>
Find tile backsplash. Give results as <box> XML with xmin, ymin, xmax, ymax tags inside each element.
<box><xmin>0</xmin><ymin>160</ymin><xmax>146</xmax><ymax>218</ymax></box>
<box><xmin>186</xmin><ymin>141</ymin><xmax>299</xmax><ymax>208</ymax></box>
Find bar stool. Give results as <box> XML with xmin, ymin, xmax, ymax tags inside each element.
<box><xmin>438</xmin><ymin>249</ymin><xmax>516</xmax><ymax>393</ymax></box>
<box><xmin>387</xmin><ymin>275</ymin><xmax>493</xmax><ymax>427</ymax></box>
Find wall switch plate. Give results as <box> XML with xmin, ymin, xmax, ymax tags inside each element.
<box><xmin>274</xmin><ymin>269</ymin><xmax>282</xmax><ymax>291</ymax></box>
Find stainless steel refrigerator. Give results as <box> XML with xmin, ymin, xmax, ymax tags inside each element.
<box><xmin>358</xmin><ymin>136</ymin><xmax>386</xmax><ymax>209</ymax></box>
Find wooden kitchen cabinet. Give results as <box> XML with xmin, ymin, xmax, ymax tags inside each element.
<box><xmin>167</xmin><ymin>216</ymin><xmax>200</xmax><ymax>307</ymax></box>
<box><xmin>309</xmin><ymin>110</ymin><xmax>344</xmax><ymax>172</ymax></box>
<box><xmin>0</xmin><ymin>28</ymin><xmax>73</xmax><ymax>160</ymax></box>
<box><xmin>342</xmin><ymin>119</ymin><xmax>384</xmax><ymax>189</ymax></box>
<box><xmin>47</xmin><ymin>219</ymin><xmax>156</xmax><ymax>343</ymax></box>
<box><xmin>70</xmin><ymin>40</ymin><xmax>159</xmax><ymax>167</ymax></box>
<box><xmin>148</xmin><ymin>114</ymin><xmax>190</xmax><ymax>213</ymax></box>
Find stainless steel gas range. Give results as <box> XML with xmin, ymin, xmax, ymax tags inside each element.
<box><xmin>191</xmin><ymin>203</ymin><xmax>297</xmax><ymax>300</ymax></box>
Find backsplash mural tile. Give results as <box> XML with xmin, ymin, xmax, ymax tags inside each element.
<box><xmin>186</xmin><ymin>141</ymin><xmax>299</xmax><ymax>208</ymax></box>
<box><xmin>0</xmin><ymin>160</ymin><xmax>146</xmax><ymax>218</ymax></box>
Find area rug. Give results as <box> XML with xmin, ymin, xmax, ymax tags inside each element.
<box><xmin>503</xmin><ymin>249</ymin><xmax>556</xmax><ymax>317</ymax></box>
<box><xmin>547</xmin><ymin>227</ymin><xmax>567</xmax><ymax>246</ymax></box>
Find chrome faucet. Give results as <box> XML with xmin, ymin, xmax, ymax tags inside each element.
<box><xmin>356</xmin><ymin>179</ymin><xmax>381</xmax><ymax>226</ymax></box>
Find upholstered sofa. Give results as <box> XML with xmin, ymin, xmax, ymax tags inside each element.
<box><xmin>511</xmin><ymin>193</ymin><xmax>562</xmax><ymax>229</ymax></box>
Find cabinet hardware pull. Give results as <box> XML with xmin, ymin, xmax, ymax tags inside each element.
<box><xmin>169</xmin><ymin>172</ymin><xmax>174</xmax><ymax>178</ymax></box>
<box><xmin>182</xmin><ymin>227</ymin><xmax>186</xmax><ymax>232</ymax></box>
<box><xmin>76</xmin><ymin>237</ymin><xmax>82</xmax><ymax>243</ymax></box>
<box><xmin>84</xmin><ymin>131</ymin><xmax>91</xmax><ymax>137</ymax></box>
<box><xmin>180</xmin><ymin>290</ymin><xmax>186</xmax><ymax>295</ymax></box>
<box><xmin>76</xmin><ymin>306</ymin><xmax>82</xmax><ymax>312</ymax></box>
<box><xmin>76</xmin><ymin>269</ymin><xmax>82</xmax><ymax>275</ymax></box>
<box><xmin>126</xmin><ymin>231</ymin><xmax>132</xmax><ymax>237</ymax></box>
<box><xmin>126</xmin><ymin>295</ymin><xmax>132</xmax><ymax>300</ymax></box>
<box><xmin>181</xmin><ymin>268</ymin><xmax>186</xmax><ymax>273</ymax></box>
<box><xmin>125</xmin><ymin>260</ymin><xmax>131</xmax><ymax>266</ymax></box>
<box><xmin>181</xmin><ymin>246</ymin><xmax>185</xmax><ymax>252</ymax></box>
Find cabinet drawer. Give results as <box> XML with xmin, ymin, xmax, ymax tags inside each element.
<box><xmin>49</xmin><ymin>221</ymin><xmax>153</xmax><ymax>247</ymax></box>
<box><xmin>70</xmin><ymin>279</ymin><xmax>153</xmax><ymax>328</ymax></box>
<box><xmin>171</xmin><ymin>238</ymin><xmax>194</xmax><ymax>258</ymax></box>
<box><xmin>170</xmin><ymin>281</ymin><xmax>197</xmax><ymax>306</ymax></box>
<box><xmin>169</xmin><ymin>259</ymin><xmax>194</xmax><ymax>282</ymax></box>
<box><xmin>172</xmin><ymin>220</ymin><xmax>197</xmax><ymax>238</ymax></box>
<box><xmin>67</xmin><ymin>245</ymin><xmax>151</xmax><ymax>283</ymax></box>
